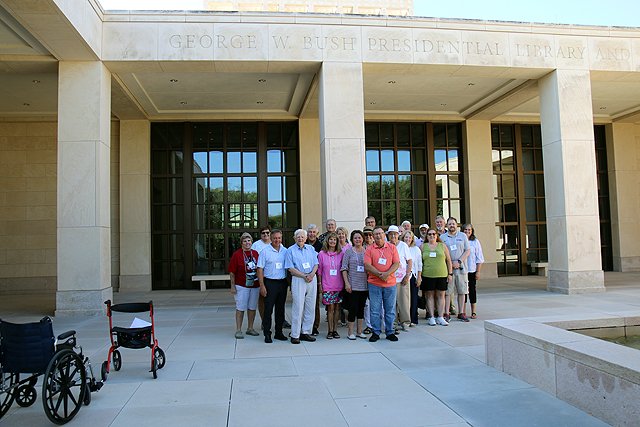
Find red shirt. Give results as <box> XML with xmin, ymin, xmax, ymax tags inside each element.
<box><xmin>228</xmin><ymin>249</ymin><xmax>259</xmax><ymax>287</ymax></box>
<box><xmin>364</xmin><ymin>242</ymin><xmax>399</xmax><ymax>287</ymax></box>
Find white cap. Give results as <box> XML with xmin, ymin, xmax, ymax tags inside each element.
<box><xmin>419</xmin><ymin>223</ymin><xmax>429</xmax><ymax>229</ymax></box>
<box><xmin>386</xmin><ymin>225</ymin><xmax>400</xmax><ymax>234</ymax></box>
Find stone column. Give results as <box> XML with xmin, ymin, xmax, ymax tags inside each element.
<box><xmin>56</xmin><ymin>61</ymin><xmax>113</xmax><ymax>315</ymax></box>
<box><xmin>119</xmin><ymin>120</ymin><xmax>152</xmax><ymax>291</ymax></box>
<box><xmin>318</xmin><ymin>62</ymin><xmax>367</xmax><ymax>233</ymax></box>
<box><xmin>606</xmin><ymin>123</ymin><xmax>640</xmax><ymax>271</ymax></box>
<box><xmin>463</xmin><ymin>120</ymin><xmax>498</xmax><ymax>279</ymax></box>
<box><xmin>539</xmin><ymin>69</ymin><xmax>604</xmax><ymax>293</ymax></box>
<box><xmin>299</xmin><ymin>118</ymin><xmax>322</xmax><ymax>229</ymax></box>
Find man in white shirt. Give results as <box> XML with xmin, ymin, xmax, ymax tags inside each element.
<box><xmin>387</xmin><ymin>225</ymin><xmax>413</xmax><ymax>331</ymax></box>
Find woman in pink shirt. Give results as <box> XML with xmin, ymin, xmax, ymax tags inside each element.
<box><xmin>318</xmin><ymin>232</ymin><xmax>344</xmax><ymax>339</ymax></box>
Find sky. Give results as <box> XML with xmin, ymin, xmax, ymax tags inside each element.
<box><xmin>99</xmin><ymin>0</ymin><xmax>640</xmax><ymax>27</ymax></box>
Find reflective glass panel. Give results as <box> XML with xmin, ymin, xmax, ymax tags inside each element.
<box><xmin>397</xmin><ymin>150</ymin><xmax>411</xmax><ymax>171</ymax></box>
<box><xmin>268</xmin><ymin>176</ymin><xmax>282</xmax><ymax>201</ymax></box>
<box><xmin>243</xmin><ymin>152</ymin><xmax>257</xmax><ymax>173</ymax></box>
<box><xmin>267</xmin><ymin>150</ymin><xmax>281</xmax><ymax>173</ymax></box>
<box><xmin>366</xmin><ymin>150</ymin><xmax>380</xmax><ymax>172</ymax></box>
<box><xmin>193</xmin><ymin>151</ymin><xmax>208</xmax><ymax>173</ymax></box>
<box><xmin>227</xmin><ymin>177</ymin><xmax>242</xmax><ymax>202</ymax></box>
<box><xmin>244</xmin><ymin>177</ymin><xmax>258</xmax><ymax>202</ymax></box>
<box><xmin>367</xmin><ymin>175</ymin><xmax>381</xmax><ymax>199</ymax></box>
<box><xmin>381</xmin><ymin>150</ymin><xmax>394</xmax><ymax>171</ymax></box>
<box><xmin>381</xmin><ymin>175</ymin><xmax>395</xmax><ymax>199</ymax></box>
<box><xmin>227</xmin><ymin>151</ymin><xmax>241</xmax><ymax>173</ymax></box>
<box><xmin>210</xmin><ymin>151</ymin><xmax>223</xmax><ymax>173</ymax></box>
<box><xmin>398</xmin><ymin>175</ymin><xmax>411</xmax><ymax>199</ymax></box>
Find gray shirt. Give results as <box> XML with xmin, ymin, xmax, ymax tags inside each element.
<box><xmin>440</xmin><ymin>230</ymin><xmax>470</xmax><ymax>272</ymax></box>
<box><xmin>341</xmin><ymin>247</ymin><xmax>368</xmax><ymax>291</ymax></box>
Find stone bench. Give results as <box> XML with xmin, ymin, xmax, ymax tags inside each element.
<box><xmin>528</xmin><ymin>262</ymin><xmax>549</xmax><ymax>277</ymax></box>
<box><xmin>191</xmin><ymin>274</ymin><xmax>230</xmax><ymax>291</ymax></box>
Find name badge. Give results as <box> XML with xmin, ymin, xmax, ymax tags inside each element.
<box><xmin>450</xmin><ymin>245</ymin><xmax>457</xmax><ymax>251</ymax></box>
<box><xmin>357</xmin><ymin>265</ymin><xmax>365</xmax><ymax>272</ymax></box>
<box><xmin>429</xmin><ymin>252</ymin><xmax>437</xmax><ymax>258</ymax></box>
<box><xmin>247</xmin><ymin>261</ymin><xmax>256</xmax><ymax>269</ymax></box>
<box><xmin>302</xmin><ymin>262</ymin><xmax>310</xmax><ymax>269</ymax></box>
<box><xmin>330</xmin><ymin>269</ymin><xmax>338</xmax><ymax>276</ymax></box>
<box><xmin>275</xmin><ymin>262</ymin><xmax>283</xmax><ymax>269</ymax></box>
<box><xmin>378</xmin><ymin>257</ymin><xmax>387</xmax><ymax>265</ymax></box>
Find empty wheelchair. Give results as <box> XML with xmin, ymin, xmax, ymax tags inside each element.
<box><xmin>102</xmin><ymin>300</ymin><xmax>165</xmax><ymax>380</ymax></box>
<box><xmin>0</xmin><ymin>316</ymin><xmax>103</xmax><ymax>425</ymax></box>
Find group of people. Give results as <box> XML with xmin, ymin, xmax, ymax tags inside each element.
<box><xmin>227</xmin><ymin>215</ymin><xmax>484</xmax><ymax>343</ymax></box>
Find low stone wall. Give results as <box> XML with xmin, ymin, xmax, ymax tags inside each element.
<box><xmin>485</xmin><ymin>315</ymin><xmax>640</xmax><ymax>427</ymax></box>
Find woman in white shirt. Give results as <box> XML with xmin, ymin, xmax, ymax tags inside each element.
<box><xmin>401</xmin><ymin>230</ymin><xmax>423</xmax><ymax>326</ymax></box>
<box><xmin>462</xmin><ymin>224</ymin><xmax>484</xmax><ymax>319</ymax></box>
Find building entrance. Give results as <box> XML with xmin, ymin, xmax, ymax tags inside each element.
<box><xmin>150</xmin><ymin>122</ymin><xmax>300</xmax><ymax>290</ymax></box>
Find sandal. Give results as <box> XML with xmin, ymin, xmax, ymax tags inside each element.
<box><xmin>471</xmin><ymin>313</ymin><xmax>477</xmax><ymax>319</ymax></box>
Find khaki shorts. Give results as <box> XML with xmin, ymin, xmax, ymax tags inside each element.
<box><xmin>446</xmin><ymin>271</ymin><xmax>469</xmax><ymax>295</ymax></box>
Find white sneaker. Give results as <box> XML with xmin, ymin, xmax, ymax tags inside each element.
<box><xmin>348</xmin><ymin>334</ymin><xmax>356</xmax><ymax>340</ymax></box>
<box><xmin>428</xmin><ymin>317</ymin><xmax>436</xmax><ymax>326</ymax></box>
<box><xmin>436</xmin><ymin>316</ymin><xmax>449</xmax><ymax>326</ymax></box>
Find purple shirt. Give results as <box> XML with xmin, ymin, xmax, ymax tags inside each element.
<box><xmin>317</xmin><ymin>250</ymin><xmax>345</xmax><ymax>292</ymax></box>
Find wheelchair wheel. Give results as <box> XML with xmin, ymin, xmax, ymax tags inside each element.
<box><xmin>0</xmin><ymin>372</ymin><xmax>19</xmax><ymax>419</ymax></box>
<box><xmin>154</xmin><ymin>347</ymin><xmax>166</xmax><ymax>370</ymax></box>
<box><xmin>42</xmin><ymin>349</ymin><xmax>86</xmax><ymax>425</ymax></box>
<box><xmin>100</xmin><ymin>361</ymin><xmax>108</xmax><ymax>382</ymax></box>
<box><xmin>113</xmin><ymin>350</ymin><xmax>122</xmax><ymax>371</ymax></box>
<box><xmin>15</xmin><ymin>384</ymin><xmax>37</xmax><ymax>407</ymax></box>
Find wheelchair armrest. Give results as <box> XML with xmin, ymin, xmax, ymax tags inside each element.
<box><xmin>57</xmin><ymin>330</ymin><xmax>76</xmax><ymax>340</ymax></box>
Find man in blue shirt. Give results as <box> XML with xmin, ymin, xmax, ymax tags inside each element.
<box><xmin>257</xmin><ymin>229</ymin><xmax>288</xmax><ymax>343</ymax></box>
<box><xmin>285</xmin><ymin>229</ymin><xmax>319</xmax><ymax>344</ymax></box>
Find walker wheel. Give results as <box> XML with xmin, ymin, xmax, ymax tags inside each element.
<box><xmin>15</xmin><ymin>385</ymin><xmax>37</xmax><ymax>407</ymax></box>
<box><xmin>154</xmin><ymin>347</ymin><xmax>166</xmax><ymax>369</ymax></box>
<box><xmin>113</xmin><ymin>350</ymin><xmax>122</xmax><ymax>371</ymax></box>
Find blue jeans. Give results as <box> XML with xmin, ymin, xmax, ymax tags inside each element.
<box><xmin>368</xmin><ymin>283</ymin><xmax>397</xmax><ymax>336</ymax></box>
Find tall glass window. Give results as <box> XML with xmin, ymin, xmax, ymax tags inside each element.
<box><xmin>594</xmin><ymin>125</ymin><xmax>613</xmax><ymax>271</ymax></box>
<box><xmin>492</xmin><ymin>124</ymin><xmax>611</xmax><ymax>276</ymax></box>
<box><xmin>365</xmin><ymin>122</ymin><xmax>463</xmax><ymax>228</ymax></box>
<box><xmin>151</xmin><ymin>122</ymin><xmax>299</xmax><ymax>290</ymax></box>
<box><xmin>492</xmin><ymin>124</ymin><xmax>521</xmax><ymax>275</ymax></box>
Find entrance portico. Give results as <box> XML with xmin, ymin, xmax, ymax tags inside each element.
<box><xmin>2</xmin><ymin>2</ymin><xmax>640</xmax><ymax>309</ymax></box>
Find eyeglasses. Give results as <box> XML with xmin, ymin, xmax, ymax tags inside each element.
<box><xmin>261</xmin><ymin>231</ymin><xmax>270</xmax><ymax>235</ymax></box>
<box><xmin>427</xmin><ymin>233</ymin><xmax>437</xmax><ymax>236</ymax></box>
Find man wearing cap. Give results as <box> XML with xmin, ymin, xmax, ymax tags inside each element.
<box><xmin>417</xmin><ymin>223</ymin><xmax>428</xmax><ymax>247</ymax></box>
<box><xmin>257</xmin><ymin>229</ymin><xmax>289</xmax><ymax>343</ymax></box>
<box><xmin>387</xmin><ymin>225</ymin><xmax>413</xmax><ymax>332</ymax></box>
<box><xmin>285</xmin><ymin>229</ymin><xmax>319</xmax><ymax>344</ymax></box>
<box><xmin>228</xmin><ymin>232</ymin><xmax>261</xmax><ymax>339</ymax></box>
<box><xmin>365</xmin><ymin>227</ymin><xmax>400</xmax><ymax>342</ymax></box>
<box><xmin>440</xmin><ymin>217</ymin><xmax>471</xmax><ymax>322</ymax></box>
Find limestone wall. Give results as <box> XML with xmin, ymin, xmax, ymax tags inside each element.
<box><xmin>0</xmin><ymin>119</ymin><xmax>121</xmax><ymax>294</ymax></box>
<box><xmin>0</xmin><ymin>121</ymin><xmax>57</xmax><ymax>294</ymax></box>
